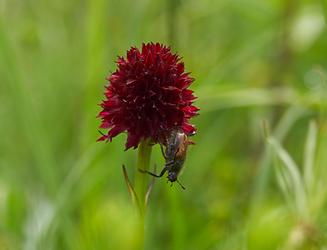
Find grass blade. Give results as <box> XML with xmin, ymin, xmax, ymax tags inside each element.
<box><xmin>268</xmin><ymin>137</ymin><xmax>307</xmax><ymax>218</ymax></box>
<box><xmin>303</xmin><ymin>120</ymin><xmax>317</xmax><ymax>193</ymax></box>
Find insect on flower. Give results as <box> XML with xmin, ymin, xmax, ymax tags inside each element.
<box><xmin>97</xmin><ymin>43</ymin><xmax>199</xmax><ymax>150</ymax></box>
<box><xmin>139</xmin><ymin>129</ymin><xmax>194</xmax><ymax>190</ymax></box>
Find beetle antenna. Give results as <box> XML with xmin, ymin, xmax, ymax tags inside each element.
<box><xmin>176</xmin><ymin>180</ymin><xmax>186</xmax><ymax>190</ymax></box>
<box><xmin>98</xmin><ymin>130</ymin><xmax>105</xmax><ymax>136</ymax></box>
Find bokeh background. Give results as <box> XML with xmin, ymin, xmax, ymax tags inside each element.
<box><xmin>1</xmin><ymin>0</ymin><xmax>327</xmax><ymax>249</ymax></box>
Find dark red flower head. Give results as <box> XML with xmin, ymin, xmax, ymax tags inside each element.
<box><xmin>97</xmin><ymin>42</ymin><xmax>199</xmax><ymax>150</ymax></box>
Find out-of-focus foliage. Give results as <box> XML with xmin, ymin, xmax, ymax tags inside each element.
<box><xmin>0</xmin><ymin>0</ymin><xmax>326</xmax><ymax>249</ymax></box>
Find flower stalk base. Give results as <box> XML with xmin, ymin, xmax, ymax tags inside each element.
<box><xmin>135</xmin><ymin>139</ymin><xmax>152</xmax><ymax>216</ymax></box>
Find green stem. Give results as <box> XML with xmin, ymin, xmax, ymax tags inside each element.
<box><xmin>134</xmin><ymin>139</ymin><xmax>152</xmax><ymax>249</ymax></box>
<box><xmin>135</xmin><ymin>139</ymin><xmax>152</xmax><ymax>214</ymax></box>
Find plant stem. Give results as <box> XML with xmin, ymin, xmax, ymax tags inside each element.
<box><xmin>135</xmin><ymin>139</ymin><xmax>152</xmax><ymax>215</ymax></box>
<box><xmin>134</xmin><ymin>139</ymin><xmax>152</xmax><ymax>249</ymax></box>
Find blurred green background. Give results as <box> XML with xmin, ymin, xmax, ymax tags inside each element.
<box><xmin>1</xmin><ymin>0</ymin><xmax>327</xmax><ymax>249</ymax></box>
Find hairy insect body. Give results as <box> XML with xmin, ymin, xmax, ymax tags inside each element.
<box><xmin>139</xmin><ymin>129</ymin><xmax>193</xmax><ymax>189</ymax></box>
<box><xmin>164</xmin><ymin>131</ymin><xmax>188</xmax><ymax>182</ymax></box>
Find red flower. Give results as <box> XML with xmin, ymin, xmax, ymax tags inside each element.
<box><xmin>97</xmin><ymin>42</ymin><xmax>199</xmax><ymax>150</ymax></box>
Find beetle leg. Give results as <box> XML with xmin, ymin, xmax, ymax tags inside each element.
<box><xmin>138</xmin><ymin>166</ymin><xmax>167</xmax><ymax>178</ymax></box>
<box><xmin>160</xmin><ymin>144</ymin><xmax>168</xmax><ymax>160</ymax></box>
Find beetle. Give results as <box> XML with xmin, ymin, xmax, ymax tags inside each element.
<box><xmin>139</xmin><ymin>129</ymin><xmax>194</xmax><ymax>189</ymax></box>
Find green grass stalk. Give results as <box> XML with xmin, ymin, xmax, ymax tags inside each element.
<box><xmin>134</xmin><ymin>139</ymin><xmax>152</xmax><ymax>248</ymax></box>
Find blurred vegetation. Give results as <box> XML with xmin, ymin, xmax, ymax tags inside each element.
<box><xmin>0</xmin><ymin>0</ymin><xmax>327</xmax><ymax>249</ymax></box>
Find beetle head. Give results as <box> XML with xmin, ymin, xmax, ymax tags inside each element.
<box><xmin>167</xmin><ymin>171</ymin><xmax>177</xmax><ymax>182</ymax></box>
